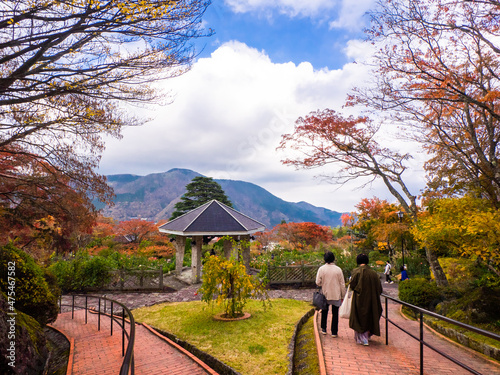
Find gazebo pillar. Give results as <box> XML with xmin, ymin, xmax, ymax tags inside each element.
<box><xmin>223</xmin><ymin>238</ymin><xmax>233</xmax><ymax>259</ymax></box>
<box><xmin>241</xmin><ymin>234</ymin><xmax>251</xmax><ymax>272</ymax></box>
<box><xmin>191</xmin><ymin>236</ymin><xmax>203</xmax><ymax>284</ymax></box>
<box><xmin>175</xmin><ymin>236</ymin><xmax>186</xmax><ymax>276</ymax></box>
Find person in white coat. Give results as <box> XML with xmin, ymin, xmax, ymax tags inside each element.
<box><xmin>316</xmin><ymin>251</ymin><xmax>346</xmax><ymax>337</ymax></box>
<box><xmin>384</xmin><ymin>260</ymin><xmax>394</xmax><ymax>284</ymax></box>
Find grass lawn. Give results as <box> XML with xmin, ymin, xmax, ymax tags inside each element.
<box><xmin>132</xmin><ymin>299</ymin><xmax>313</xmax><ymax>375</ymax></box>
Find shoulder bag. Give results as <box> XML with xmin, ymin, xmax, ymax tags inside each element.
<box><xmin>312</xmin><ymin>288</ymin><xmax>327</xmax><ymax>310</ymax></box>
<box><xmin>339</xmin><ymin>285</ymin><xmax>353</xmax><ymax>319</ymax></box>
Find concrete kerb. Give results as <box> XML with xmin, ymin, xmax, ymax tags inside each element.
<box><xmin>313</xmin><ymin>310</ymin><xmax>327</xmax><ymax>375</ymax></box>
<box><xmin>286</xmin><ymin>308</ymin><xmax>316</xmax><ymax>375</ymax></box>
<box><xmin>140</xmin><ymin>308</ymin><xmax>318</xmax><ymax>375</ymax></box>
<box><xmin>148</xmin><ymin>326</ymin><xmax>242</xmax><ymax>375</ymax></box>
<box><xmin>46</xmin><ymin>324</ymin><xmax>74</xmax><ymax>375</ymax></box>
<box><xmin>141</xmin><ymin>323</ymin><xmax>220</xmax><ymax>375</ymax></box>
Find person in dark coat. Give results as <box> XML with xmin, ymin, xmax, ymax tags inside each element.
<box><xmin>348</xmin><ymin>253</ymin><xmax>383</xmax><ymax>346</ymax></box>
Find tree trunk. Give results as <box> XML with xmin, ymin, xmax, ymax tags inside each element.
<box><xmin>425</xmin><ymin>247</ymin><xmax>448</xmax><ymax>286</ymax></box>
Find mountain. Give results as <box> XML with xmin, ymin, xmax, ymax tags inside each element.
<box><xmin>100</xmin><ymin>168</ymin><xmax>343</xmax><ymax>229</ymax></box>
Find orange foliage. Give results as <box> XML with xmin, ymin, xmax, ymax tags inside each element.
<box><xmin>256</xmin><ymin>222</ymin><xmax>333</xmax><ymax>250</ymax></box>
<box><xmin>116</xmin><ymin>219</ymin><xmax>158</xmax><ymax>244</ymax></box>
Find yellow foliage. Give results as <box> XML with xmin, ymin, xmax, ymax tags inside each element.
<box><xmin>377</xmin><ymin>241</ymin><xmax>388</xmax><ymax>251</ymax></box>
<box><xmin>413</xmin><ymin>197</ymin><xmax>500</xmax><ymax>267</ymax></box>
<box><xmin>199</xmin><ymin>237</ymin><xmax>269</xmax><ymax>318</ymax></box>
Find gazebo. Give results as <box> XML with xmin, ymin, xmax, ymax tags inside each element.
<box><xmin>159</xmin><ymin>200</ymin><xmax>266</xmax><ymax>284</ymax></box>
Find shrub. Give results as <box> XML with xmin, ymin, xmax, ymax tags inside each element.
<box><xmin>436</xmin><ymin>286</ymin><xmax>500</xmax><ymax>327</ymax></box>
<box><xmin>0</xmin><ymin>244</ymin><xmax>59</xmax><ymax>325</ymax></box>
<box><xmin>199</xmin><ymin>238</ymin><xmax>269</xmax><ymax>318</ymax></box>
<box><xmin>398</xmin><ymin>277</ymin><xmax>442</xmax><ymax>310</ymax></box>
<box><xmin>49</xmin><ymin>251</ymin><xmax>114</xmax><ymax>292</ymax></box>
<box><xmin>368</xmin><ymin>250</ymin><xmax>386</xmax><ymax>263</ymax></box>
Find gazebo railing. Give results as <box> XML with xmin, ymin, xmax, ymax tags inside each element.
<box><xmin>381</xmin><ymin>293</ymin><xmax>500</xmax><ymax>375</ymax></box>
<box><xmin>60</xmin><ymin>294</ymin><xmax>136</xmax><ymax>375</ymax></box>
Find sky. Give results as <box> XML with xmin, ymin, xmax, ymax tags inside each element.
<box><xmin>98</xmin><ymin>0</ymin><xmax>427</xmax><ymax>213</ymax></box>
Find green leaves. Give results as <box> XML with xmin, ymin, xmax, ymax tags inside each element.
<box><xmin>171</xmin><ymin>176</ymin><xmax>232</xmax><ymax>219</ymax></box>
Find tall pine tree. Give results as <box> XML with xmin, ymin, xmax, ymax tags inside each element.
<box><xmin>170</xmin><ymin>177</ymin><xmax>233</xmax><ymax>219</ymax></box>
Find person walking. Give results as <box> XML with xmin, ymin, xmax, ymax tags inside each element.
<box><xmin>349</xmin><ymin>253</ymin><xmax>383</xmax><ymax>346</ymax></box>
<box><xmin>316</xmin><ymin>251</ymin><xmax>346</xmax><ymax>337</ymax></box>
<box><xmin>384</xmin><ymin>260</ymin><xmax>394</xmax><ymax>284</ymax></box>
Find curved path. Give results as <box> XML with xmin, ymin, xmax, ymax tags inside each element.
<box><xmin>52</xmin><ymin>309</ymin><xmax>216</xmax><ymax>375</ymax></box>
<box><xmin>318</xmin><ymin>284</ymin><xmax>500</xmax><ymax>375</ymax></box>
<box><xmin>54</xmin><ymin>283</ymin><xmax>500</xmax><ymax>375</ymax></box>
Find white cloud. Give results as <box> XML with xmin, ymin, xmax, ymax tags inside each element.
<box><xmin>224</xmin><ymin>0</ymin><xmax>376</xmax><ymax>31</ymax></box>
<box><xmin>343</xmin><ymin>39</ymin><xmax>376</xmax><ymax>62</ymax></box>
<box><xmin>329</xmin><ymin>0</ymin><xmax>376</xmax><ymax>31</ymax></box>
<box><xmin>224</xmin><ymin>0</ymin><xmax>336</xmax><ymax>18</ymax></box>
<box><xmin>100</xmin><ymin>40</ymin><xmax>424</xmax><ymax>213</ymax></box>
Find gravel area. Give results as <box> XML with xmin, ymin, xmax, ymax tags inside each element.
<box><xmin>60</xmin><ymin>272</ymin><xmax>399</xmax><ymax>312</ymax></box>
<box><xmin>60</xmin><ymin>284</ymin><xmax>318</xmax><ymax>312</ymax></box>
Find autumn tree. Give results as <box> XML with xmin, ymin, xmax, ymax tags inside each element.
<box><xmin>0</xmin><ymin>0</ymin><xmax>212</xmax><ymax>228</ymax></box>
<box><xmin>278</xmin><ymin>109</ymin><xmax>418</xmax><ymax>216</ymax></box>
<box><xmin>412</xmin><ymin>196</ymin><xmax>500</xmax><ymax>276</ymax></box>
<box><xmin>0</xmin><ymin>151</ymin><xmax>98</xmax><ymax>258</ymax></box>
<box><xmin>91</xmin><ymin>216</ymin><xmax>117</xmax><ymax>240</ymax></box>
<box><xmin>256</xmin><ymin>222</ymin><xmax>333</xmax><ymax>250</ymax></box>
<box><xmin>171</xmin><ymin>176</ymin><xmax>233</xmax><ymax>219</ymax></box>
<box><xmin>277</xmin><ymin>109</ymin><xmax>450</xmax><ymax>284</ymax></box>
<box><xmin>277</xmin><ymin>222</ymin><xmax>333</xmax><ymax>249</ymax></box>
<box><xmin>116</xmin><ymin>219</ymin><xmax>158</xmax><ymax>244</ymax></box>
<box><xmin>353</xmin><ymin>0</ymin><xmax>500</xmax><ymax>207</ymax></box>
<box><xmin>353</xmin><ymin>197</ymin><xmax>409</xmax><ymax>260</ymax></box>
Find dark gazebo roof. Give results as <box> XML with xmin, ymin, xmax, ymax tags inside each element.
<box><xmin>158</xmin><ymin>200</ymin><xmax>266</xmax><ymax>236</ymax></box>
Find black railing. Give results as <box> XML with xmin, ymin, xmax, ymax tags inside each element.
<box><xmin>60</xmin><ymin>294</ymin><xmax>135</xmax><ymax>375</ymax></box>
<box><xmin>381</xmin><ymin>293</ymin><xmax>500</xmax><ymax>375</ymax></box>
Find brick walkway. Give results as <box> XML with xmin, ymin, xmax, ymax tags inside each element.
<box><xmin>319</xmin><ymin>297</ymin><xmax>500</xmax><ymax>375</ymax></box>
<box><xmin>53</xmin><ymin>284</ymin><xmax>500</xmax><ymax>375</ymax></box>
<box><xmin>51</xmin><ymin>309</ymin><xmax>216</xmax><ymax>375</ymax></box>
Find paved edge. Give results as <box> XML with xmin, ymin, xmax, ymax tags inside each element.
<box><xmin>313</xmin><ymin>310</ymin><xmax>327</xmax><ymax>375</ymax></box>
<box><xmin>287</xmin><ymin>308</ymin><xmax>316</xmax><ymax>375</ymax></box>
<box><xmin>46</xmin><ymin>323</ymin><xmax>74</xmax><ymax>375</ymax></box>
<box><xmin>141</xmin><ymin>323</ymin><xmax>219</xmax><ymax>375</ymax></box>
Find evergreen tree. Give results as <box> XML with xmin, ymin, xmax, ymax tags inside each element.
<box><xmin>170</xmin><ymin>177</ymin><xmax>233</xmax><ymax>219</ymax></box>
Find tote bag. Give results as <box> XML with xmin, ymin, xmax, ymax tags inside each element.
<box><xmin>339</xmin><ymin>286</ymin><xmax>352</xmax><ymax>319</ymax></box>
<box><xmin>312</xmin><ymin>289</ymin><xmax>327</xmax><ymax>310</ymax></box>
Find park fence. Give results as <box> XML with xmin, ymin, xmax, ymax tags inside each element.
<box><xmin>104</xmin><ymin>267</ymin><xmax>165</xmax><ymax>291</ymax></box>
<box><xmin>266</xmin><ymin>264</ymin><xmax>320</xmax><ymax>286</ymax></box>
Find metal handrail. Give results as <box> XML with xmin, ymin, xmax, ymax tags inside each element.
<box><xmin>59</xmin><ymin>294</ymin><xmax>135</xmax><ymax>375</ymax></box>
<box><xmin>381</xmin><ymin>293</ymin><xmax>500</xmax><ymax>375</ymax></box>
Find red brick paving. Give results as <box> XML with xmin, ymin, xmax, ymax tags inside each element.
<box><xmin>51</xmin><ymin>310</ymin><xmax>215</xmax><ymax>375</ymax></box>
<box><xmin>319</xmin><ymin>299</ymin><xmax>500</xmax><ymax>375</ymax></box>
<box><xmin>53</xmin><ymin>286</ymin><xmax>500</xmax><ymax>375</ymax></box>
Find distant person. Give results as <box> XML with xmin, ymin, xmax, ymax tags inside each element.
<box><xmin>400</xmin><ymin>265</ymin><xmax>409</xmax><ymax>281</ymax></box>
<box><xmin>384</xmin><ymin>260</ymin><xmax>394</xmax><ymax>284</ymax></box>
<box><xmin>349</xmin><ymin>254</ymin><xmax>383</xmax><ymax>346</ymax></box>
<box><xmin>316</xmin><ymin>251</ymin><xmax>346</xmax><ymax>337</ymax></box>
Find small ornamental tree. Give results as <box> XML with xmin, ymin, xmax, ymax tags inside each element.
<box><xmin>199</xmin><ymin>237</ymin><xmax>268</xmax><ymax>318</ymax></box>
